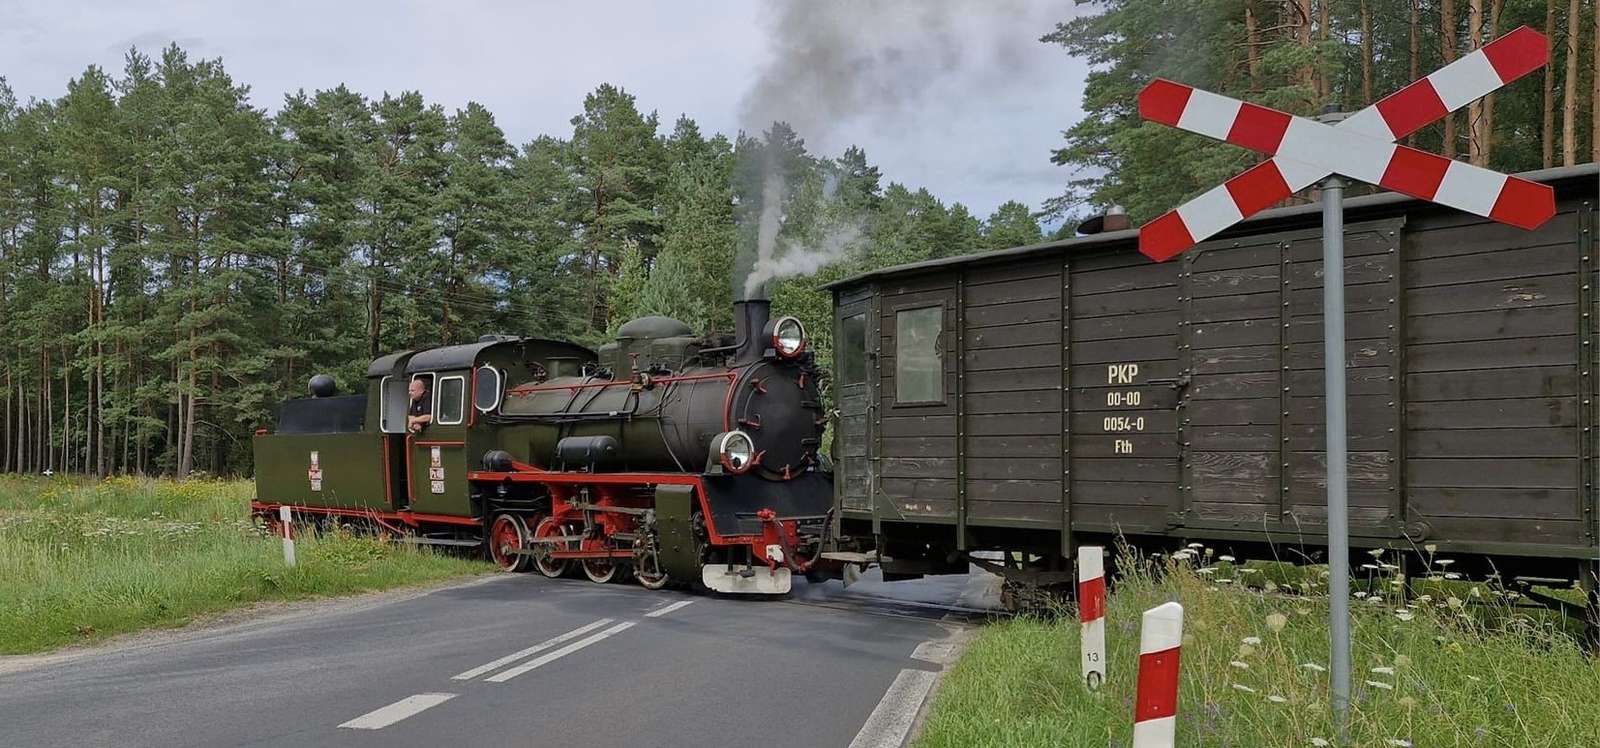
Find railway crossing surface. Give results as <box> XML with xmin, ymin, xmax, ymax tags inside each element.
<box><xmin>0</xmin><ymin>571</ymin><xmax>993</xmax><ymax>747</ymax></box>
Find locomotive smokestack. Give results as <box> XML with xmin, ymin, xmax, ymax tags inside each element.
<box><xmin>733</xmin><ymin>298</ymin><xmax>772</xmax><ymax>363</ymax></box>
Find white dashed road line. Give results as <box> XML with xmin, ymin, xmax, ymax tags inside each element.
<box><xmin>644</xmin><ymin>599</ymin><xmax>697</xmax><ymax>618</ymax></box>
<box><xmin>451</xmin><ymin>618</ymin><xmax>615</xmax><ymax>681</ymax></box>
<box><xmin>338</xmin><ymin>692</ymin><xmax>457</xmax><ymax>730</ymax></box>
<box><xmin>846</xmin><ymin>669</ymin><xmax>939</xmax><ymax>748</ymax></box>
<box><xmin>485</xmin><ymin>621</ymin><xmax>637</xmax><ymax>683</ymax></box>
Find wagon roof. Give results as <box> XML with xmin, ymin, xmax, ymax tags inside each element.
<box><xmin>821</xmin><ymin>163</ymin><xmax>1598</xmax><ymax>291</ymax></box>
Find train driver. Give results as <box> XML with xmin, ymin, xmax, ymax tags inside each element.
<box><xmin>407</xmin><ymin>378</ymin><xmax>433</xmax><ymax>433</ymax></box>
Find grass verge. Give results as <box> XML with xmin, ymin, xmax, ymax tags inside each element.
<box><xmin>0</xmin><ymin>475</ymin><xmax>488</xmax><ymax>655</ymax></box>
<box><xmin>915</xmin><ymin>549</ymin><xmax>1600</xmax><ymax>747</ymax></box>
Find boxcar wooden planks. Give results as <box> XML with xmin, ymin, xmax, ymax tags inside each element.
<box><xmin>827</xmin><ymin>165</ymin><xmax>1598</xmax><ymax>569</ymax></box>
<box><xmin>1069</xmin><ymin>251</ymin><xmax>1181</xmax><ymax>533</ymax></box>
<box><xmin>961</xmin><ymin>257</ymin><xmax>1065</xmax><ymax>527</ymax></box>
<box><xmin>1400</xmin><ymin>205</ymin><xmax>1587</xmax><ymax>547</ymax></box>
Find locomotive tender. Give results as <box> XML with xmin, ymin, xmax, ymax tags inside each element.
<box><xmin>252</xmin><ymin>299</ymin><xmax>833</xmax><ymax>594</ymax></box>
<box><xmin>826</xmin><ymin>165</ymin><xmax>1600</xmax><ymax>614</ymax></box>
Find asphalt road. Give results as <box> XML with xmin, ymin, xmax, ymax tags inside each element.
<box><xmin>0</xmin><ymin>569</ymin><xmax>999</xmax><ymax>748</ymax></box>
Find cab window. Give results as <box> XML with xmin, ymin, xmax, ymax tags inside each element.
<box><xmin>473</xmin><ymin>367</ymin><xmax>503</xmax><ymax>412</ymax></box>
<box><xmin>437</xmin><ymin>375</ymin><xmax>466</xmax><ymax>425</ymax></box>
<box><xmin>894</xmin><ymin>305</ymin><xmax>943</xmax><ymax>404</ymax></box>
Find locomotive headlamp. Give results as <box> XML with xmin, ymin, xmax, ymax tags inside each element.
<box><xmin>716</xmin><ymin>430</ymin><xmax>757</xmax><ymax>474</ymax></box>
<box><xmin>771</xmin><ymin>316</ymin><xmax>806</xmax><ymax>358</ymax></box>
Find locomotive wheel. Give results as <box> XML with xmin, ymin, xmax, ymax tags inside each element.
<box><xmin>635</xmin><ymin>550</ymin><xmax>670</xmax><ymax>590</ymax></box>
<box><xmin>582</xmin><ymin>558</ymin><xmax>619</xmax><ymax>584</ymax></box>
<box><xmin>488</xmin><ymin>514</ymin><xmax>533</xmax><ymax>573</ymax></box>
<box><xmin>531</xmin><ymin>516</ymin><xmax>572</xmax><ymax>578</ymax></box>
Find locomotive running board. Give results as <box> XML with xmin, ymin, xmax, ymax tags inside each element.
<box><xmin>703</xmin><ymin>565</ymin><xmax>792</xmax><ymax>595</ymax></box>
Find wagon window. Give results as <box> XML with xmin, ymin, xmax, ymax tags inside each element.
<box><xmin>838</xmin><ymin>313</ymin><xmax>867</xmax><ymax>386</ymax></box>
<box><xmin>894</xmin><ymin>305</ymin><xmax>943</xmax><ymax>404</ymax></box>
<box><xmin>437</xmin><ymin>375</ymin><xmax>466</xmax><ymax>425</ymax></box>
<box><xmin>473</xmin><ymin>367</ymin><xmax>503</xmax><ymax>413</ymax></box>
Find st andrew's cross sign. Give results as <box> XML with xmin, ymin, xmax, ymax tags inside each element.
<box><xmin>1132</xmin><ymin>26</ymin><xmax>1555</xmax><ymax>745</ymax></box>
<box><xmin>1138</xmin><ymin>26</ymin><xmax>1554</xmax><ymax>261</ymax></box>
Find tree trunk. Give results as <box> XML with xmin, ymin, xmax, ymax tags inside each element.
<box><xmin>1468</xmin><ymin>0</ymin><xmax>1486</xmax><ymax>165</ymax></box>
<box><xmin>1318</xmin><ymin>0</ymin><xmax>1331</xmax><ymax>103</ymax></box>
<box><xmin>1361</xmin><ymin>0</ymin><xmax>1374</xmax><ymax>104</ymax></box>
<box><xmin>1563</xmin><ymin>0</ymin><xmax>1581</xmax><ymax>166</ymax></box>
<box><xmin>1246</xmin><ymin>3</ymin><xmax>1263</xmax><ymax>91</ymax></box>
<box><xmin>1545</xmin><ymin>0</ymin><xmax>1558</xmax><ymax>167</ymax></box>
<box><xmin>1482</xmin><ymin>0</ymin><xmax>1503</xmax><ymax>165</ymax></box>
<box><xmin>1442</xmin><ymin>0</ymin><xmax>1459</xmax><ymax>158</ymax></box>
<box><xmin>1411</xmin><ymin>0</ymin><xmax>1423</xmax><ymax>145</ymax></box>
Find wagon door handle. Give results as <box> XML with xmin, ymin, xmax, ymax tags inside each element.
<box><xmin>1145</xmin><ymin>376</ymin><xmax>1190</xmax><ymax>390</ymax></box>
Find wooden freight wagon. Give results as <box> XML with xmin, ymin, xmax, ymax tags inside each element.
<box><xmin>825</xmin><ymin>164</ymin><xmax>1600</xmax><ymax>606</ymax></box>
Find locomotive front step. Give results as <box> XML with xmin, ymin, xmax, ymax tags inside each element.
<box><xmin>703</xmin><ymin>565</ymin><xmax>792</xmax><ymax>595</ymax></box>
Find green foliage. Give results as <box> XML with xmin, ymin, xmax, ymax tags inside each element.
<box><xmin>2</xmin><ymin>46</ymin><xmax>1054</xmax><ymax>478</ymax></box>
<box><xmin>0</xmin><ymin>474</ymin><xmax>485</xmax><ymax>653</ymax></box>
<box><xmin>917</xmin><ymin>553</ymin><xmax>1600</xmax><ymax>747</ymax></box>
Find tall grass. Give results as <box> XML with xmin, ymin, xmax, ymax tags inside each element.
<box><xmin>916</xmin><ymin>548</ymin><xmax>1600</xmax><ymax>748</ymax></box>
<box><xmin>0</xmin><ymin>475</ymin><xmax>487</xmax><ymax>654</ymax></box>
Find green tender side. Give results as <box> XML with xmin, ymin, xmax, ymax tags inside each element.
<box><xmin>254</xmin><ymin>432</ymin><xmax>391</xmax><ymax>511</ymax></box>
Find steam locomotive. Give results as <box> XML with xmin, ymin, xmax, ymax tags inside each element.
<box><xmin>251</xmin><ymin>299</ymin><xmax>835</xmax><ymax>594</ymax></box>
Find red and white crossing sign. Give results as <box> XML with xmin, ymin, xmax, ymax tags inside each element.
<box><xmin>1138</xmin><ymin>26</ymin><xmax>1554</xmax><ymax>260</ymax></box>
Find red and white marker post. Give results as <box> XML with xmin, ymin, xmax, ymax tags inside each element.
<box><xmin>1132</xmin><ymin>601</ymin><xmax>1184</xmax><ymax>748</ymax></box>
<box><xmin>1135</xmin><ymin>25</ymin><xmax>1553</xmax><ymax>741</ymax></box>
<box><xmin>1078</xmin><ymin>545</ymin><xmax>1107</xmax><ymax>691</ymax></box>
<box><xmin>279</xmin><ymin>505</ymin><xmax>297</xmax><ymax>567</ymax></box>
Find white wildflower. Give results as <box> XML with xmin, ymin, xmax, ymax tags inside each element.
<box><xmin>1371</xmin><ymin>666</ymin><xmax>1395</xmax><ymax>675</ymax></box>
<box><xmin>1354</xmin><ymin>591</ymin><xmax>1369</xmax><ymax>599</ymax></box>
<box><xmin>1436</xmin><ymin>559</ymin><xmax>1455</xmax><ymax>567</ymax></box>
<box><xmin>1444</xmin><ymin>572</ymin><xmax>1462</xmax><ymax>580</ymax></box>
<box><xmin>1423</xmin><ymin>543</ymin><xmax>1437</xmax><ymax>553</ymax></box>
<box><xmin>1218</xmin><ymin>555</ymin><xmax>1236</xmax><ymax>563</ymax></box>
<box><xmin>1311</xmin><ymin>739</ymin><xmax>1331</xmax><ymax>747</ymax></box>
<box><xmin>1394</xmin><ymin>611</ymin><xmax>1415</xmax><ymax>622</ymax></box>
<box><xmin>1366</xmin><ymin>680</ymin><xmax>1394</xmax><ymax>690</ymax></box>
<box><xmin>1387</xmin><ymin>740</ymin><xmax>1413</xmax><ymax>747</ymax></box>
<box><xmin>1241</xmin><ymin>636</ymin><xmax>1262</xmax><ymax>646</ymax></box>
<box><xmin>1232</xmin><ymin>683</ymin><xmax>1257</xmax><ymax>693</ymax></box>
<box><xmin>1231</xmin><ymin>660</ymin><xmax>1251</xmax><ymax>670</ymax></box>
<box><xmin>1267</xmin><ymin>694</ymin><xmax>1288</xmax><ymax>703</ymax></box>
<box><xmin>1302</xmin><ymin>662</ymin><xmax>1327</xmax><ymax>672</ymax></box>
<box><xmin>1266</xmin><ymin>612</ymin><xmax>1288</xmax><ymax>632</ymax></box>
<box><xmin>1368</xmin><ymin>548</ymin><xmax>1385</xmax><ymax>558</ymax></box>
<box><xmin>1187</xmin><ymin>542</ymin><xmax>1204</xmax><ymax>549</ymax></box>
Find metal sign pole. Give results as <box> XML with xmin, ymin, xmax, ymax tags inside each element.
<box><xmin>1320</xmin><ymin>175</ymin><xmax>1351</xmax><ymax>739</ymax></box>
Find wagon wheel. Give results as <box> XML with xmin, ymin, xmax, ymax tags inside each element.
<box><xmin>487</xmin><ymin>514</ymin><xmax>533</xmax><ymax>573</ymax></box>
<box><xmin>531</xmin><ymin>516</ymin><xmax>573</xmax><ymax>578</ymax></box>
<box><xmin>582</xmin><ymin>557</ymin><xmax>619</xmax><ymax>584</ymax></box>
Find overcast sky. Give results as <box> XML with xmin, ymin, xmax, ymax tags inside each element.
<box><xmin>0</xmin><ymin>1</ymin><xmax>1088</xmax><ymax>219</ymax></box>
